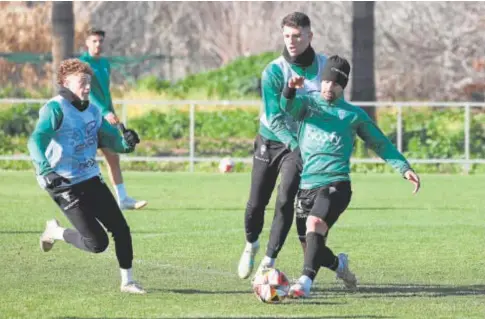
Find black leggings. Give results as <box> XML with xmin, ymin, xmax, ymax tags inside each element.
<box><xmin>244</xmin><ymin>134</ymin><xmax>302</xmax><ymax>258</ymax></box>
<box><xmin>47</xmin><ymin>176</ymin><xmax>133</xmax><ymax>269</ymax></box>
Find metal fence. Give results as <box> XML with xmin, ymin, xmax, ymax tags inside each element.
<box><xmin>2</xmin><ymin>99</ymin><xmax>485</xmax><ymax>172</ymax></box>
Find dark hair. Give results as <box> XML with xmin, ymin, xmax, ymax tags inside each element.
<box><xmin>281</xmin><ymin>12</ymin><xmax>311</xmax><ymax>29</ymax></box>
<box><xmin>86</xmin><ymin>27</ymin><xmax>105</xmax><ymax>38</ymax></box>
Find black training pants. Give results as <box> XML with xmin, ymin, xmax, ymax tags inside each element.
<box><xmin>47</xmin><ymin>176</ymin><xmax>133</xmax><ymax>269</ymax></box>
<box><xmin>244</xmin><ymin>134</ymin><xmax>301</xmax><ymax>258</ymax></box>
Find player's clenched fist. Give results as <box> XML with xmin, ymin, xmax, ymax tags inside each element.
<box><xmin>288</xmin><ymin>76</ymin><xmax>305</xmax><ymax>89</ymax></box>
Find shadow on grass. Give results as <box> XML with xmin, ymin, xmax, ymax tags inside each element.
<box><xmin>148</xmin><ymin>288</ymin><xmax>345</xmax><ymax>306</ymax></box>
<box><xmin>52</xmin><ymin>283</ymin><xmax>483</xmax><ymax>319</ymax></box>
<box><xmin>130</xmin><ymin>206</ymin><xmax>429</xmax><ymax>212</ymax></box>
<box><xmin>313</xmin><ymin>283</ymin><xmax>485</xmax><ymax>298</ymax></box>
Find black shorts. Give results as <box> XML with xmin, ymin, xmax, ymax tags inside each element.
<box><xmin>297</xmin><ymin>181</ymin><xmax>352</xmax><ymax>229</ymax></box>
<box><xmin>45</xmin><ymin>175</ymin><xmax>123</xmax><ymax>228</ymax></box>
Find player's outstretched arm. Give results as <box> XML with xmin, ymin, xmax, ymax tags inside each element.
<box><xmin>98</xmin><ymin>118</ymin><xmax>140</xmax><ymax>153</ymax></box>
<box><xmin>278</xmin><ymin>76</ymin><xmax>312</xmax><ymax>121</ymax></box>
<box><xmin>356</xmin><ymin>111</ymin><xmax>421</xmax><ymax>194</ymax></box>
<box><xmin>27</xmin><ymin>102</ymin><xmax>62</xmax><ymax>176</ymax></box>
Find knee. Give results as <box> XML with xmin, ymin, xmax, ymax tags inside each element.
<box><xmin>275</xmin><ymin>189</ymin><xmax>294</xmax><ymax>209</ymax></box>
<box><xmin>306</xmin><ymin>215</ymin><xmax>322</xmax><ymax>228</ymax></box>
<box><xmin>306</xmin><ymin>215</ymin><xmax>328</xmax><ymax>235</ymax></box>
<box><xmin>246</xmin><ymin>200</ymin><xmax>266</xmax><ymax>213</ymax></box>
<box><xmin>84</xmin><ymin>234</ymin><xmax>109</xmax><ymax>253</ymax></box>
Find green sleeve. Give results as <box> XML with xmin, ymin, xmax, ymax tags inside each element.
<box><xmin>86</xmin><ymin>58</ymin><xmax>115</xmax><ymax>117</ymax></box>
<box><xmin>27</xmin><ymin>101</ymin><xmax>63</xmax><ymax>176</ymax></box>
<box><xmin>105</xmin><ymin>60</ymin><xmax>115</xmax><ymax>114</ymax></box>
<box><xmin>97</xmin><ymin>118</ymin><xmax>133</xmax><ymax>153</ymax></box>
<box><xmin>279</xmin><ymin>94</ymin><xmax>312</xmax><ymax>121</ymax></box>
<box><xmin>263</xmin><ymin>64</ymin><xmax>299</xmax><ymax>151</ymax></box>
<box><xmin>89</xmin><ymin>90</ymin><xmax>111</xmax><ymax>117</ymax></box>
<box><xmin>272</xmin><ymin>94</ymin><xmax>312</xmax><ymax>150</ymax></box>
<box><xmin>356</xmin><ymin>110</ymin><xmax>411</xmax><ymax>175</ymax></box>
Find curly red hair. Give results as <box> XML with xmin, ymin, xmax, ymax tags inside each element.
<box><xmin>57</xmin><ymin>58</ymin><xmax>93</xmax><ymax>85</ymax></box>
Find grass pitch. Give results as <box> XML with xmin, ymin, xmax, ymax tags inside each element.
<box><xmin>0</xmin><ymin>171</ymin><xmax>484</xmax><ymax>318</ymax></box>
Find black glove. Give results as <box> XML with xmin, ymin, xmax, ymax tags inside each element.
<box><xmin>118</xmin><ymin>124</ymin><xmax>140</xmax><ymax>148</ymax></box>
<box><xmin>43</xmin><ymin>172</ymin><xmax>70</xmax><ymax>189</ymax></box>
<box><xmin>123</xmin><ymin>129</ymin><xmax>140</xmax><ymax>148</ymax></box>
<box><xmin>292</xmin><ymin>146</ymin><xmax>303</xmax><ymax>172</ymax></box>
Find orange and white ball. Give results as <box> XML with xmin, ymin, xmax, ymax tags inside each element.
<box><xmin>252</xmin><ymin>268</ymin><xmax>290</xmax><ymax>303</ymax></box>
<box><xmin>218</xmin><ymin>157</ymin><xmax>235</xmax><ymax>173</ymax></box>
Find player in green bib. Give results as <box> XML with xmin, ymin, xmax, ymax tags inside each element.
<box><xmin>238</xmin><ymin>12</ymin><xmax>328</xmax><ymax>280</ymax></box>
<box><xmin>274</xmin><ymin>55</ymin><xmax>421</xmax><ymax>298</ymax></box>
<box><xmin>80</xmin><ymin>28</ymin><xmax>147</xmax><ymax>210</ymax></box>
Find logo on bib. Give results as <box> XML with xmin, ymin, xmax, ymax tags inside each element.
<box><xmin>338</xmin><ymin>110</ymin><xmax>347</xmax><ymax>120</ymax></box>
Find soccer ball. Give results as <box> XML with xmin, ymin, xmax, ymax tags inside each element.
<box><xmin>252</xmin><ymin>268</ymin><xmax>290</xmax><ymax>303</ymax></box>
<box><xmin>218</xmin><ymin>157</ymin><xmax>235</xmax><ymax>173</ymax></box>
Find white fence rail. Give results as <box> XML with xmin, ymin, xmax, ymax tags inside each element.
<box><xmin>1</xmin><ymin>99</ymin><xmax>485</xmax><ymax>172</ymax></box>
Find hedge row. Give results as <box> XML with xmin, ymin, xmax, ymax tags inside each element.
<box><xmin>2</xmin><ymin>103</ymin><xmax>485</xmax><ymax>173</ymax></box>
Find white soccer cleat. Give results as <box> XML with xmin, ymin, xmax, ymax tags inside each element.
<box><xmin>237</xmin><ymin>241</ymin><xmax>260</xmax><ymax>279</ymax></box>
<box><xmin>39</xmin><ymin>219</ymin><xmax>60</xmax><ymax>252</ymax></box>
<box><xmin>288</xmin><ymin>282</ymin><xmax>310</xmax><ymax>299</ymax></box>
<box><xmin>119</xmin><ymin>197</ymin><xmax>147</xmax><ymax>210</ymax></box>
<box><xmin>120</xmin><ymin>281</ymin><xmax>147</xmax><ymax>294</ymax></box>
<box><xmin>253</xmin><ymin>258</ymin><xmax>275</xmax><ymax>280</ymax></box>
<box><xmin>336</xmin><ymin>253</ymin><xmax>358</xmax><ymax>290</ymax></box>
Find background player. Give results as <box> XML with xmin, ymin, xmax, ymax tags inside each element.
<box><xmin>80</xmin><ymin>28</ymin><xmax>147</xmax><ymax>210</ymax></box>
